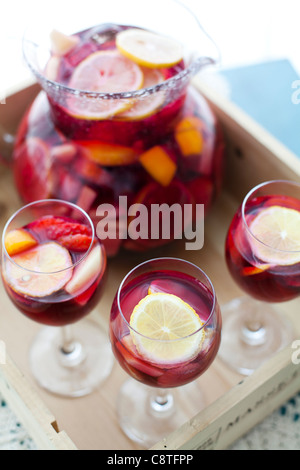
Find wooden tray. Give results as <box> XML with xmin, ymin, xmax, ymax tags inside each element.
<box><xmin>0</xmin><ymin>77</ymin><xmax>299</xmax><ymax>450</ymax></box>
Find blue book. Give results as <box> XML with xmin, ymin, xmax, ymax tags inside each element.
<box><xmin>219</xmin><ymin>59</ymin><xmax>300</xmax><ymax>158</ymax></box>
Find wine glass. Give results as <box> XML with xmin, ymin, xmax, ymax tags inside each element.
<box><xmin>219</xmin><ymin>180</ymin><xmax>300</xmax><ymax>375</ymax></box>
<box><xmin>1</xmin><ymin>199</ymin><xmax>113</xmax><ymax>397</ymax></box>
<box><xmin>110</xmin><ymin>257</ymin><xmax>222</xmax><ymax>447</ymax></box>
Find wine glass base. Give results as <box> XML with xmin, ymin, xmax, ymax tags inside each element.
<box><xmin>117</xmin><ymin>378</ymin><xmax>205</xmax><ymax>448</ymax></box>
<box><xmin>218</xmin><ymin>297</ymin><xmax>295</xmax><ymax>376</ymax></box>
<box><xmin>29</xmin><ymin>318</ymin><xmax>114</xmax><ymax>397</ymax></box>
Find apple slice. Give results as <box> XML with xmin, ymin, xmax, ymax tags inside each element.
<box><xmin>50</xmin><ymin>29</ymin><xmax>79</xmax><ymax>56</ymax></box>
<box><xmin>65</xmin><ymin>243</ymin><xmax>102</xmax><ymax>295</ymax></box>
<box><xmin>45</xmin><ymin>55</ymin><xmax>61</xmax><ymax>81</ymax></box>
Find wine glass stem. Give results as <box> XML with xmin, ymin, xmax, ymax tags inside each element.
<box><xmin>242</xmin><ymin>311</ymin><xmax>267</xmax><ymax>346</ymax></box>
<box><xmin>61</xmin><ymin>325</ymin><xmax>76</xmax><ymax>354</ymax></box>
<box><xmin>60</xmin><ymin>326</ymin><xmax>86</xmax><ymax>367</ymax></box>
<box><xmin>150</xmin><ymin>389</ymin><xmax>174</xmax><ymax>414</ymax></box>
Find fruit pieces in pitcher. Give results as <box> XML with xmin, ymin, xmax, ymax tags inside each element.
<box><xmin>48</xmin><ymin>25</ymin><xmax>186</xmax><ymax>183</ymax></box>
<box><xmin>68</xmin><ymin>50</ymin><xmax>144</xmax><ymax>119</ymax></box>
<box><xmin>14</xmin><ymin>22</ymin><xmax>223</xmax><ymax>257</ymax></box>
<box><xmin>116</xmin><ymin>28</ymin><xmax>183</xmax><ymax>68</ymax></box>
<box><xmin>13</xmin><ymin>91</ymin><xmax>219</xmax><ymax>255</ymax></box>
<box><xmin>48</xmin><ymin>24</ymin><xmax>184</xmax><ymax>120</ymax></box>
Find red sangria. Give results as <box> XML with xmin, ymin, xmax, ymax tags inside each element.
<box><xmin>110</xmin><ymin>257</ymin><xmax>221</xmax><ymax>447</ymax></box>
<box><xmin>1</xmin><ymin>200</ymin><xmax>113</xmax><ymax>396</ymax></box>
<box><xmin>220</xmin><ymin>180</ymin><xmax>300</xmax><ymax>375</ymax></box>
<box><xmin>14</xmin><ymin>0</ymin><xmax>225</xmax><ymax>256</ymax></box>
<box><xmin>226</xmin><ymin>193</ymin><xmax>300</xmax><ymax>302</ymax></box>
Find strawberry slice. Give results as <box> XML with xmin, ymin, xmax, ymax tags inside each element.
<box><xmin>27</xmin><ymin>216</ymin><xmax>93</xmax><ymax>252</ymax></box>
<box><xmin>46</xmin><ymin>221</ymin><xmax>92</xmax><ymax>239</ymax></box>
<box><xmin>28</xmin><ymin>216</ymin><xmax>92</xmax><ymax>237</ymax></box>
<box><xmin>58</xmin><ymin>233</ymin><xmax>93</xmax><ymax>252</ymax></box>
<box><xmin>27</xmin><ymin>216</ymin><xmax>66</xmax><ymax>231</ymax></box>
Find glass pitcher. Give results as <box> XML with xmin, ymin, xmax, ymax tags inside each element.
<box><xmin>12</xmin><ymin>0</ymin><xmax>225</xmax><ymax>256</ymax></box>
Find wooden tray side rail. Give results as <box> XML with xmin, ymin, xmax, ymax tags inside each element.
<box><xmin>151</xmin><ymin>78</ymin><xmax>300</xmax><ymax>451</ymax></box>
<box><xmin>152</xmin><ymin>346</ymin><xmax>300</xmax><ymax>450</ymax></box>
<box><xmin>0</xmin><ymin>79</ymin><xmax>299</xmax><ymax>450</ymax></box>
<box><xmin>193</xmin><ymin>78</ymin><xmax>300</xmax><ymax>196</ymax></box>
<box><xmin>0</xmin><ymin>355</ymin><xmax>77</xmax><ymax>450</ymax></box>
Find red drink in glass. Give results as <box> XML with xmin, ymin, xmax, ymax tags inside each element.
<box><xmin>109</xmin><ymin>257</ymin><xmax>221</xmax><ymax>447</ymax></box>
<box><xmin>226</xmin><ymin>194</ymin><xmax>300</xmax><ymax>303</ymax></box>
<box><xmin>219</xmin><ymin>180</ymin><xmax>300</xmax><ymax>376</ymax></box>
<box><xmin>2</xmin><ymin>214</ymin><xmax>106</xmax><ymax>327</ymax></box>
<box><xmin>1</xmin><ymin>200</ymin><xmax>113</xmax><ymax>396</ymax></box>
<box><xmin>110</xmin><ymin>269</ymin><xmax>221</xmax><ymax>388</ymax></box>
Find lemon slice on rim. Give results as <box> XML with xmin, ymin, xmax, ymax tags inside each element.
<box><xmin>67</xmin><ymin>50</ymin><xmax>144</xmax><ymax>119</ymax></box>
<box><xmin>129</xmin><ymin>293</ymin><xmax>204</xmax><ymax>365</ymax></box>
<box><xmin>116</xmin><ymin>28</ymin><xmax>183</xmax><ymax>68</ymax></box>
<box><xmin>118</xmin><ymin>68</ymin><xmax>165</xmax><ymax>120</ymax></box>
<box><xmin>249</xmin><ymin>205</ymin><xmax>300</xmax><ymax>265</ymax></box>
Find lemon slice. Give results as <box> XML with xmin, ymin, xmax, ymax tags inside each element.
<box><xmin>249</xmin><ymin>205</ymin><xmax>300</xmax><ymax>265</ymax></box>
<box><xmin>67</xmin><ymin>50</ymin><xmax>144</xmax><ymax>119</ymax></box>
<box><xmin>116</xmin><ymin>28</ymin><xmax>183</xmax><ymax>68</ymax></box>
<box><xmin>118</xmin><ymin>68</ymin><xmax>165</xmax><ymax>120</ymax></box>
<box><xmin>129</xmin><ymin>293</ymin><xmax>204</xmax><ymax>365</ymax></box>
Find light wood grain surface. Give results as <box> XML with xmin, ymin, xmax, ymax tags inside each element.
<box><xmin>0</xmin><ymin>169</ymin><xmax>244</xmax><ymax>449</ymax></box>
<box><xmin>0</xmin><ymin>80</ymin><xmax>299</xmax><ymax>450</ymax></box>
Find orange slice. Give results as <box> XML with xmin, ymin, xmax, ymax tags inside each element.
<box><xmin>175</xmin><ymin>116</ymin><xmax>204</xmax><ymax>157</ymax></box>
<box><xmin>4</xmin><ymin>242</ymin><xmax>73</xmax><ymax>297</ymax></box>
<box><xmin>129</xmin><ymin>293</ymin><xmax>204</xmax><ymax>364</ymax></box>
<box><xmin>242</xmin><ymin>265</ymin><xmax>271</xmax><ymax>276</ymax></box>
<box><xmin>67</xmin><ymin>50</ymin><xmax>144</xmax><ymax>119</ymax></box>
<box><xmin>139</xmin><ymin>146</ymin><xmax>177</xmax><ymax>186</ymax></box>
<box><xmin>5</xmin><ymin>229</ymin><xmax>37</xmax><ymax>257</ymax></box>
<box><xmin>116</xmin><ymin>28</ymin><xmax>183</xmax><ymax>68</ymax></box>
<box><xmin>76</xmin><ymin>141</ymin><xmax>138</xmax><ymax>166</ymax></box>
<box><xmin>249</xmin><ymin>205</ymin><xmax>300</xmax><ymax>265</ymax></box>
<box><xmin>118</xmin><ymin>68</ymin><xmax>165</xmax><ymax>120</ymax></box>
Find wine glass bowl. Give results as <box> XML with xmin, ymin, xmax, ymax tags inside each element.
<box><xmin>219</xmin><ymin>180</ymin><xmax>300</xmax><ymax>375</ymax></box>
<box><xmin>110</xmin><ymin>257</ymin><xmax>222</xmax><ymax>447</ymax></box>
<box><xmin>1</xmin><ymin>199</ymin><xmax>113</xmax><ymax>397</ymax></box>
